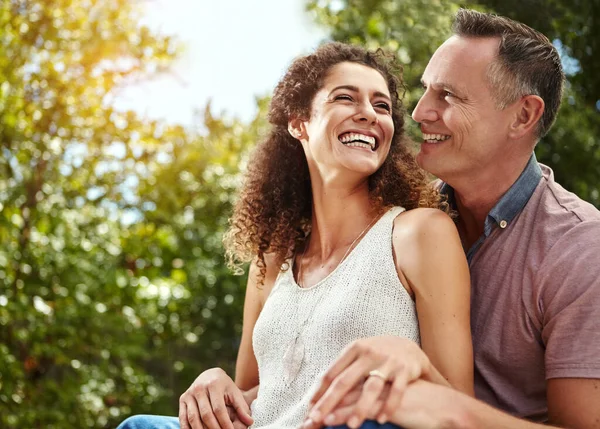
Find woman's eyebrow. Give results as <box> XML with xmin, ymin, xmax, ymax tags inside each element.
<box><xmin>329</xmin><ymin>85</ymin><xmax>391</xmax><ymax>101</ymax></box>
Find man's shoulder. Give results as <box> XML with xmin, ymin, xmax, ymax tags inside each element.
<box><xmin>535</xmin><ymin>166</ymin><xmax>600</xmax><ymax>226</ymax></box>
<box><xmin>518</xmin><ymin>167</ymin><xmax>600</xmax><ymax>262</ymax></box>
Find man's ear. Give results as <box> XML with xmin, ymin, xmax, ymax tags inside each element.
<box><xmin>509</xmin><ymin>94</ymin><xmax>544</xmax><ymax>140</ymax></box>
<box><xmin>288</xmin><ymin>118</ymin><xmax>306</xmax><ymax>140</ymax></box>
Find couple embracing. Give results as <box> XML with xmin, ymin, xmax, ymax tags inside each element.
<box><xmin>120</xmin><ymin>8</ymin><xmax>600</xmax><ymax>429</ymax></box>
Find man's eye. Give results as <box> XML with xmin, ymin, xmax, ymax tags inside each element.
<box><xmin>444</xmin><ymin>91</ymin><xmax>455</xmax><ymax>98</ymax></box>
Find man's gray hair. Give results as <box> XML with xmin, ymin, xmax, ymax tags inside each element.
<box><xmin>453</xmin><ymin>9</ymin><xmax>565</xmax><ymax>138</ymax></box>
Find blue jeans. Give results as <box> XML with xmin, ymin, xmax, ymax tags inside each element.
<box><xmin>116</xmin><ymin>415</ymin><xmax>401</xmax><ymax>429</ymax></box>
<box><xmin>116</xmin><ymin>415</ymin><xmax>179</xmax><ymax>429</ymax></box>
<box><xmin>329</xmin><ymin>422</ymin><xmax>401</xmax><ymax>429</ymax></box>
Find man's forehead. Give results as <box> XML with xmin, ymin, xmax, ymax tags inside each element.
<box><xmin>421</xmin><ymin>36</ymin><xmax>499</xmax><ymax>92</ymax></box>
<box><xmin>432</xmin><ymin>35</ymin><xmax>500</xmax><ymax>67</ymax></box>
<box><xmin>420</xmin><ymin>61</ymin><xmax>470</xmax><ymax>95</ymax></box>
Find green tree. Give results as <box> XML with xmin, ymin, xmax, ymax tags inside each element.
<box><xmin>120</xmin><ymin>100</ymin><xmax>269</xmax><ymax>415</ymax></box>
<box><xmin>0</xmin><ymin>0</ymin><xmax>268</xmax><ymax>425</ymax></box>
<box><xmin>0</xmin><ymin>0</ymin><xmax>179</xmax><ymax>427</ymax></box>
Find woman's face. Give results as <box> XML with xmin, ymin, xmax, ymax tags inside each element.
<box><xmin>296</xmin><ymin>61</ymin><xmax>395</xmax><ymax>182</ymax></box>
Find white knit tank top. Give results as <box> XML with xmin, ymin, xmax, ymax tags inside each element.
<box><xmin>250</xmin><ymin>206</ymin><xmax>420</xmax><ymax>429</ymax></box>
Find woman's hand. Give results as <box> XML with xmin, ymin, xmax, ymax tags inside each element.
<box><xmin>227</xmin><ymin>405</ymin><xmax>253</xmax><ymax>429</ymax></box>
<box><xmin>303</xmin><ymin>336</ymin><xmax>438</xmax><ymax>429</ymax></box>
<box><xmin>179</xmin><ymin>367</ymin><xmax>254</xmax><ymax>429</ymax></box>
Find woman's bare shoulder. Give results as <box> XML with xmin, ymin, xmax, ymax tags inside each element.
<box><xmin>394</xmin><ymin>207</ymin><xmax>456</xmax><ymax>239</ymax></box>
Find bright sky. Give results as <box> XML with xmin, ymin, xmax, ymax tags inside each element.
<box><xmin>114</xmin><ymin>0</ymin><xmax>328</xmax><ymax>125</ymax></box>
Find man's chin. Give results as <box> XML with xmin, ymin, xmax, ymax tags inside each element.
<box><xmin>415</xmin><ymin>151</ymin><xmax>430</xmax><ymax>171</ymax></box>
<box><xmin>416</xmin><ymin>153</ymin><xmax>447</xmax><ymax>179</ymax></box>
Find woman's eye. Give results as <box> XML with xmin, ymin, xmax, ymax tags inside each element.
<box><xmin>375</xmin><ymin>102</ymin><xmax>391</xmax><ymax>112</ymax></box>
<box><xmin>334</xmin><ymin>94</ymin><xmax>353</xmax><ymax>101</ymax></box>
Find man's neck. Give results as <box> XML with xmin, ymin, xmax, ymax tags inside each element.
<box><xmin>454</xmin><ymin>192</ymin><xmax>494</xmax><ymax>250</ymax></box>
<box><xmin>450</xmin><ymin>155</ymin><xmax>532</xmax><ymax>249</ymax></box>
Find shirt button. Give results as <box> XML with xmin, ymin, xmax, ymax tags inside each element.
<box><xmin>499</xmin><ymin>220</ymin><xmax>508</xmax><ymax>229</ymax></box>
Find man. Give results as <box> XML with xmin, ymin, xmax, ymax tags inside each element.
<box><xmin>302</xmin><ymin>8</ymin><xmax>600</xmax><ymax>429</ymax></box>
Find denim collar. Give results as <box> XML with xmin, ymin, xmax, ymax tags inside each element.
<box><xmin>440</xmin><ymin>153</ymin><xmax>542</xmax><ymax>261</ymax></box>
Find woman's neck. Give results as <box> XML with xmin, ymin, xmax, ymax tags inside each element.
<box><xmin>307</xmin><ymin>179</ymin><xmax>378</xmax><ymax>261</ymax></box>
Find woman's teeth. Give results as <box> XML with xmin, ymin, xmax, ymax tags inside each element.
<box><xmin>339</xmin><ymin>132</ymin><xmax>376</xmax><ymax>150</ymax></box>
<box><xmin>345</xmin><ymin>142</ymin><xmax>372</xmax><ymax>150</ymax></box>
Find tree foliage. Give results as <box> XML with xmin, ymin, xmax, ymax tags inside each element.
<box><xmin>0</xmin><ymin>0</ymin><xmax>174</xmax><ymax>426</ymax></box>
<box><xmin>0</xmin><ymin>0</ymin><xmax>266</xmax><ymax>427</ymax></box>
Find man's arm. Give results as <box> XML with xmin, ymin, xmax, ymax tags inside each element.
<box><xmin>536</xmin><ymin>221</ymin><xmax>600</xmax><ymax>428</ymax></box>
<box><xmin>451</xmin><ymin>379</ymin><xmax>600</xmax><ymax>429</ymax></box>
<box><xmin>547</xmin><ymin>378</ymin><xmax>600</xmax><ymax>428</ymax></box>
<box><xmin>441</xmin><ymin>383</ymin><xmax>555</xmax><ymax>429</ymax></box>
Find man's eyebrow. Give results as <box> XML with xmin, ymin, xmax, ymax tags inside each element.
<box><xmin>421</xmin><ymin>80</ymin><xmax>466</xmax><ymax>96</ymax></box>
<box><xmin>329</xmin><ymin>85</ymin><xmax>391</xmax><ymax>101</ymax></box>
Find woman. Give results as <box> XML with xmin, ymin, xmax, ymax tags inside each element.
<box><xmin>119</xmin><ymin>42</ymin><xmax>471</xmax><ymax>429</ymax></box>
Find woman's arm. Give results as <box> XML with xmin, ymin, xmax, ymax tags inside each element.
<box><xmin>234</xmin><ymin>261</ymin><xmax>262</xmax><ymax>392</ymax></box>
<box><xmin>394</xmin><ymin>208</ymin><xmax>473</xmax><ymax>395</ymax></box>
<box><xmin>235</xmin><ymin>255</ymin><xmax>280</xmax><ymax>393</ymax></box>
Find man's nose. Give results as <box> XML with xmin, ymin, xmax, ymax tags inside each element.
<box><xmin>412</xmin><ymin>92</ymin><xmax>439</xmax><ymax>123</ymax></box>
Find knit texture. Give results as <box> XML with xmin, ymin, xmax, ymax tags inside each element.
<box><xmin>250</xmin><ymin>206</ymin><xmax>420</xmax><ymax>429</ymax></box>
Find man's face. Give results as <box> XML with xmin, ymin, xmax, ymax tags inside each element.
<box><xmin>412</xmin><ymin>36</ymin><xmax>516</xmax><ymax>182</ymax></box>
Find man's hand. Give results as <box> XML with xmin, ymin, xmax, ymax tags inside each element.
<box><xmin>179</xmin><ymin>367</ymin><xmax>254</xmax><ymax>429</ymax></box>
<box><xmin>303</xmin><ymin>336</ymin><xmax>435</xmax><ymax>429</ymax></box>
<box><xmin>310</xmin><ymin>380</ymin><xmax>470</xmax><ymax>429</ymax></box>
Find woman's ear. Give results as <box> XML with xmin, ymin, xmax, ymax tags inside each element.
<box><xmin>288</xmin><ymin>118</ymin><xmax>305</xmax><ymax>140</ymax></box>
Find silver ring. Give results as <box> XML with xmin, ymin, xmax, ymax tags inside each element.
<box><xmin>368</xmin><ymin>369</ymin><xmax>388</xmax><ymax>382</ymax></box>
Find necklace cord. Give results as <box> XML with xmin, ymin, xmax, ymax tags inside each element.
<box><xmin>296</xmin><ymin>211</ymin><xmax>382</xmax><ymax>288</ymax></box>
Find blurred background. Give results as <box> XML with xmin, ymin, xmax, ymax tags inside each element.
<box><xmin>0</xmin><ymin>0</ymin><xmax>597</xmax><ymax>427</ymax></box>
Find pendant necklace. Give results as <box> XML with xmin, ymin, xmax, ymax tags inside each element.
<box><xmin>282</xmin><ymin>212</ymin><xmax>382</xmax><ymax>385</ymax></box>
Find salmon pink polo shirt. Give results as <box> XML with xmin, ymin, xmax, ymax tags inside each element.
<box><xmin>441</xmin><ymin>154</ymin><xmax>600</xmax><ymax>422</ymax></box>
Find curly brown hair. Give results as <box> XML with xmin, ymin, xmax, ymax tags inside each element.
<box><xmin>224</xmin><ymin>42</ymin><xmax>443</xmax><ymax>284</ymax></box>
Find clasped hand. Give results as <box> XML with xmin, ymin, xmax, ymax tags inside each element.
<box><xmin>302</xmin><ymin>336</ymin><xmax>433</xmax><ymax>429</ymax></box>
<box><xmin>179</xmin><ymin>367</ymin><xmax>254</xmax><ymax>429</ymax></box>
